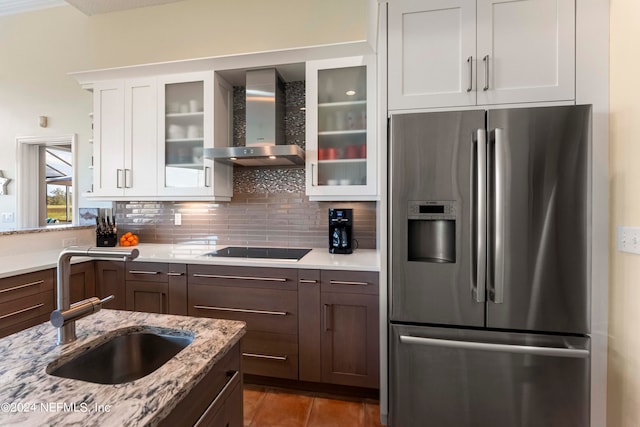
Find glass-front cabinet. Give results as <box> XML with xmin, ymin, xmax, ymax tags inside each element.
<box><xmin>157</xmin><ymin>72</ymin><xmax>233</xmax><ymax>199</ymax></box>
<box><xmin>306</xmin><ymin>56</ymin><xmax>377</xmax><ymax>200</ymax></box>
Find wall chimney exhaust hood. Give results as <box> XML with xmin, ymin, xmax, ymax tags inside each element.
<box><xmin>204</xmin><ymin>68</ymin><xmax>305</xmax><ymax>167</ymax></box>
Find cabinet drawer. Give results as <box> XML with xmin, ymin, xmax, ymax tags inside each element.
<box><xmin>189</xmin><ymin>285</ymin><xmax>297</xmax><ymax>335</ymax></box>
<box><xmin>188</xmin><ymin>265</ymin><xmax>298</xmax><ymax>291</ymax></box>
<box><xmin>242</xmin><ymin>331</ymin><xmax>298</xmax><ymax>380</ymax></box>
<box><xmin>320</xmin><ymin>270</ymin><xmax>379</xmax><ymax>295</ymax></box>
<box><xmin>0</xmin><ymin>270</ymin><xmax>54</xmax><ymax>302</ymax></box>
<box><xmin>0</xmin><ymin>290</ymin><xmax>54</xmax><ymax>334</ymax></box>
<box><xmin>159</xmin><ymin>342</ymin><xmax>241</xmax><ymax>427</ymax></box>
<box><xmin>126</xmin><ymin>262</ymin><xmax>169</xmax><ymax>282</ymax></box>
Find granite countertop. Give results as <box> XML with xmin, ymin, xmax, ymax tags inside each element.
<box><xmin>0</xmin><ymin>243</ymin><xmax>380</xmax><ymax>279</ymax></box>
<box><xmin>0</xmin><ymin>310</ymin><xmax>246</xmax><ymax>427</ymax></box>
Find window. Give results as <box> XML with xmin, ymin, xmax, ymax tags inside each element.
<box><xmin>45</xmin><ymin>146</ymin><xmax>73</xmax><ymax>224</ymax></box>
<box><xmin>16</xmin><ymin>135</ymin><xmax>78</xmax><ymax>228</ymax></box>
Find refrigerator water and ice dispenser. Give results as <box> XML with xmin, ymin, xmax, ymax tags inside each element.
<box><xmin>407</xmin><ymin>201</ymin><xmax>457</xmax><ymax>263</ymax></box>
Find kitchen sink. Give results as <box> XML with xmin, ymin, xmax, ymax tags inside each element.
<box><xmin>47</xmin><ymin>328</ymin><xmax>194</xmax><ymax>384</ymax></box>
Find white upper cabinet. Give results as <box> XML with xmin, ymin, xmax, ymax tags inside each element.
<box><xmin>89</xmin><ymin>72</ymin><xmax>232</xmax><ymax>201</ymax></box>
<box><xmin>305</xmin><ymin>55</ymin><xmax>378</xmax><ymax>200</ymax></box>
<box><xmin>388</xmin><ymin>0</ymin><xmax>575</xmax><ymax>111</ymax></box>
<box><xmin>388</xmin><ymin>0</ymin><xmax>477</xmax><ymax>110</ymax></box>
<box><xmin>156</xmin><ymin>72</ymin><xmax>232</xmax><ymax>199</ymax></box>
<box><xmin>92</xmin><ymin>78</ymin><xmax>157</xmax><ymax>198</ymax></box>
<box><xmin>476</xmin><ymin>0</ymin><xmax>575</xmax><ymax>105</ymax></box>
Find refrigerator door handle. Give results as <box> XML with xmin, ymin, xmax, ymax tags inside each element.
<box><xmin>492</xmin><ymin>128</ymin><xmax>506</xmax><ymax>304</ymax></box>
<box><xmin>473</xmin><ymin>129</ymin><xmax>487</xmax><ymax>303</ymax></box>
<box><xmin>399</xmin><ymin>335</ymin><xmax>589</xmax><ymax>359</ymax></box>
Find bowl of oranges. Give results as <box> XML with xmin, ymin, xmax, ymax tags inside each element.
<box><xmin>119</xmin><ymin>232</ymin><xmax>139</xmax><ymax>247</ymax></box>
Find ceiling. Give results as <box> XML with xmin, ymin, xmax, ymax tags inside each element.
<box><xmin>0</xmin><ymin>0</ymin><xmax>187</xmax><ymax>17</ymax></box>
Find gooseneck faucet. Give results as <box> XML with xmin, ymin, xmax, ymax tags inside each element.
<box><xmin>51</xmin><ymin>246</ymin><xmax>139</xmax><ymax>345</ymax></box>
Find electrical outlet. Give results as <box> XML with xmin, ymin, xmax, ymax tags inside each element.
<box><xmin>62</xmin><ymin>237</ymin><xmax>78</xmax><ymax>248</ymax></box>
<box><xmin>617</xmin><ymin>226</ymin><xmax>640</xmax><ymax>254</ymax></box>
<box><xmin>1</xmin><ymin>212</ymin><xmax>14</xmax><ymax>223</ymax></box>
<box><xmin>175</xmin><ymin>213</ymin><xmax>182</xmax><ymax>226</ymax></box>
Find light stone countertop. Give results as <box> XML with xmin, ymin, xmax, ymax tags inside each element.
<box><xmin>0</xmin><ymin>310</ymin><xmax>246</xmax><ymax>427</ymax></box>
<box><xmin>0</xmin><ymin>243</ymin><xmax>380</xmax><ymax>279</ymax></box>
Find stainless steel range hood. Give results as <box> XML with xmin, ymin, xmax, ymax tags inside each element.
<box><xmin>204</xmin><ymin>69</ymin><xmax>305</xmax><ymax>166</ymax></box>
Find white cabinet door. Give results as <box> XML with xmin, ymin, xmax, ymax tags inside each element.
<box><xmin>157</xmin><ymin>71</ymin><xmax>231</xmax><ymax>199</ymax></box>
<box><xmin>388</xmin><ymin>0</ymin><xmax>477</xmax><ymax>110</ymax></box>
<box><xmin>306</xmin><ymin>55</ymin><xmax>377</xmax><ymax>200</ymax></box>
<box><xmin>92</xmin><ymin>80</ymin><xmax>124</xmax><ymax>197</ymax></box>
<box><xmin>124</xmin><ymin>78</ymin><xmax>157</xmax><ymax>198</ymax></box>
<box><xmin>476</xmin><ymin>0</ymin><xmax>575</xmax><ymax>105</ymax></box>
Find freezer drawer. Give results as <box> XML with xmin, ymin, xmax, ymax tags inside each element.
<box><xmin>390</xmin><ymin>324</ymin><xmax>590</xmax><ymax>427</ymax></box>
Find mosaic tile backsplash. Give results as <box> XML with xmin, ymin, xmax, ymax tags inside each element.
<box><xmin>114</xmin><ymin>81</ymin><xmax>377</xmax><ymax>249</ymax></box>
<box><xmin>114</xmin><ymin>196</ymin><xmax>376</xmax><ymax>249</ymax></box>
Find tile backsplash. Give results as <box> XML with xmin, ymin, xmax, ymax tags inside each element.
<box><xmin>114</xmin><ymin>196</ymin><xmax>376</xmax><ymax>249</ymax></box>
<box><xmin>114</xmin><ymin>80</ymin><xmax>377</xmax><ymax>249</ymax></box>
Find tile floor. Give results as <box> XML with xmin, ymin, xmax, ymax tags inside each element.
<box><xmin>243</xmin><ymin>385</ymin><xmax>382</xmax><ymax>427</ymax></box>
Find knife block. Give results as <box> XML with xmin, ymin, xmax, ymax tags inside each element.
<box><xmin>96</xmin><ymin>234</ymin><xmax>117</xmax><ymax>247</ymax></box>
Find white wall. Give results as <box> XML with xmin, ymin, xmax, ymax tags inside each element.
<box><xmin>608</xmin><ymin>1</ymin><xmax>640</xmax><ymax>425</ymax></box>
<box><xmin>0</xmin><ymin>0</ymin><xmax>367</xmax><ymax>229</ymax></box>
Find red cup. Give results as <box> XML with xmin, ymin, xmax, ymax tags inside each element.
<box><xmin>346</xmin><ymin>145</ymin><xmax>359</xmax><ymax>159</ymax></box>
<box><xmin>318</xmin><ymin>148</ymin><xmax>327</xmax><ymax>160</ymax></box>
<box><xmin>359</xmin><ymin>144</ymin><xmax>367</xmax><ymax>159</ymax></box>
<box><xmin>326</xmin><ymin>147</ymin><xmax>338</xmax><ymax>160</ymax></box>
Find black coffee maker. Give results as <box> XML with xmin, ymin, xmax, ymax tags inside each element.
<box><xmin>329</xmin><ymin>208</ymin><xmax>353</xmax><ymax>254</ymax></box>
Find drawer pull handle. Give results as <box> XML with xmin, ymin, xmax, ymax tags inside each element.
<box><xmin>0</xmin><ymin>303</ymin><xmax>44</xmax><ymax>320</ymax></box>
<box><xmin>299</xmin><ymin>279</ymin><xmax>317</xmax><ymax>284</ymax></box>
<box><xmin>193</xmin><ymin>305</ymin><xmax>287</xmax><ymax>316</ymax></box>
<box><xmin>329</xmin><ymin>280</ymin><xmax>369</xmax><ymax>286</ymax></box>
<box><xmin>0</xmin><ymin>280</ymin><xmax>45</xmax><ymax>294</ymax></box>
<box><xmin>243</xmin><ymin>352</ymin><xmax>288</xmax><ymax>361</ymax></box>
<box><xmin>194</xmin><ymin>370</ymin><xmax>239</xmax><ymax>427</ymax></box>
<box><xmin>167</xmin><ymin>272</ymin><xmax>184</xmax><ymax>276</ymax></box>
<box><xmin>192</xmin><ymin>273</ymin><xmax>287</xmax><ymax>282</ymax></box>
<box><xmin>129</xmin><ymin>270</ymin><xmax>161</xmax><ymax>275</ymax></box>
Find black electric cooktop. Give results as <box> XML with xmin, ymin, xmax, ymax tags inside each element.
<box><xmin>203</xmin><ymin>247</ymin><xmax>312</xmax><ymax>261</ymax></box>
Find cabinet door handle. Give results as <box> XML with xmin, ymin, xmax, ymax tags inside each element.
<box><xmin>467</xmin><ymin>56</ymin><xmax>473</xmax><ymax>92</ymax></box>
<box><xmin>483</xmin><ymin>55</ymin><xmax>490</xmax><ymax>91</ymax></box>
<box><xmin>116</xmin><ymin>169</ymin><xmax>124</xmax><ymax>188</ymax></box>
<box><xmin>193</xmin><ymin>305</ymin><xmax>288</xmax><ymax>316</ymax></box>
<box><xmin>128</xmin><ymin>270</ymin><xmax>160</xmax><ymax>275</ymax></box>
<box><xmin>124</xmin><ymin>169</ymin><xmax>132</xmax><ymax>188</ymax></box>
<box><xmin>204</xmin><ymin>166</ymin><xmax>211</xmax><ymax>187</ymax></box>
<box><xmin>311</xmin><ymin>163</ymin><xmax>317</xmax><ymax>186</ymax></box>
<box><xmin>0</xmin><ymin>303</ymin><xmax>44</xmax><ymax>320</ymax></box>
<box><xmin>243</xmin><ymin>352</ymin><xmax>288</xmax><ymax>361</ymax></box>
<box><xmin>0</xmin><ymin>280</ymin><xmax>44</xmax><ymax>294</ymax></box>
<box><xmin>192</xmin><ymin>273</ymin><xmax>287</xmax><ymax>282</ymax></box>
<box><xmin>167</xmin><ymin>272</ymin><xmax>184</xmax><ymax>276</ymax></box>
<box><xmin>323</xmin><ymin>304</ymin><xmax>332</xmax><ymax>331</ymax></box>
<box><xmin>299</xmin><ymin>279</ymin><xmax>318</xmax><ymax>284</ymax></box>
<box><xmin>329</xmin><ymin>280</ymin><xmax>369</xmax><ymax>286</ymax></box>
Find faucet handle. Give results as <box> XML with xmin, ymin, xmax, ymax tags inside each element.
<box><xmin>99</xmin><ymin>295</ymin><xmax>115</xmax><ymax>306</ymax></box>
<box><xmin>51</xmin><ymin>295</ymin><xmax>115</xmax><ymax>329</ymax></box>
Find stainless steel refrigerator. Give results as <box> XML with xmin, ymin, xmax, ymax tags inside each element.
<box><xmin>389</xmin><ymin>105</ymin><xmax>592</xmax><ymax>426</ymax></box>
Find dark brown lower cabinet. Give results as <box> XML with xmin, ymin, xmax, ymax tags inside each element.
<box><xmin>95</xmin><ymin>260</ymin><xmax>125</xmax><ymax>310</ymax></box>
<box><xmin>69</xmin><ymin>262</ymin><xmax>96</xmax><ymax>304</ymax></box>
<box><xmin>125</xmin><ymin>262</ymin><xmax>187</xmax><ymax>315</ymax></box>
<box><xmin>188</xmin><ymin>264</ymin><xmax>299</xmax><ymax>380</ymax></box>
<box><xmin>320</xmin><ymin>291</ymin><xmax>379</xmax><ymax>388</ymax></box>
<box><xmin>159</xmin><ymin>341</ymin><xmax>242</xmax><ymax>427</ymax></box>
<box><xmin>299</xmin><ymin>269</ymin><xmax>379</xmax><ymax>389</ymax></box>
<box><xmin>0</xmin><ymin>269</ymin><xmax>55</xmax><ymax>338</ymax></box>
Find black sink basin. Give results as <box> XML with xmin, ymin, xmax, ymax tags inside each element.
<box><xmin>48</xmin><ymin>329</ymin><xmax>193</xmax><ymax>384</ymax></box>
